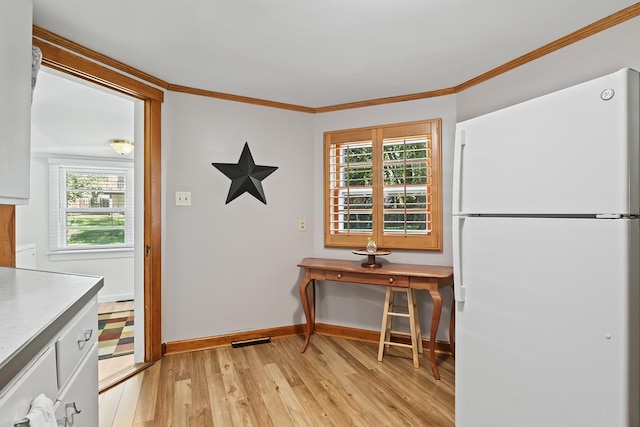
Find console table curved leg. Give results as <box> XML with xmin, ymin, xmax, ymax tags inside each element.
<box><xmin>299</xmin><ymin>273</ymin><xmax>315</xmax><ymax>352</ymax></box>
<box><xmin>309</xmin><ymin>278</ymin><xmax>316</xmax><ymax>327</ymax></box>
<box><xmin>428</xmin><ymin>289</ymin><xmax>443</xmax><ymax>380</ymax></box>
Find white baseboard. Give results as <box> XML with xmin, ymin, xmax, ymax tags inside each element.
<box><xmin>98</xmin><ymin>292</ymin><xmax>134</xmax><ymax>303</ymax></box>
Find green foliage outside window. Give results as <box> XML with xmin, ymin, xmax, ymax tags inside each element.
<box><xmin>340</xmin><ymin>139</ymin><xmax>429</xmax><ymax>232</ymax></box>
<box><xmin>65</xmin><ymin>171</ymin><xmax>127</xmax><ymax>247</ymax></box>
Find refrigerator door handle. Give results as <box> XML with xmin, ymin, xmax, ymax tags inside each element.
<box><xmin>452</xmin><ymin>127</ymin><xmax>466</xmax><ymax>215</ymax></box>
<box><xmin>452</xmin><ymin>215</ymin><xmax>466</xmax><ymax>302</ymax></box>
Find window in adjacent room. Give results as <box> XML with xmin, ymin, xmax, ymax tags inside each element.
<box><xmin>49</xmin><ymin>158</ymin><xmax>134</xmax><ymax>253</ymax></box>
<box><xmin>324</xmin><ymin>119</ymin><xmax>442</xmax><ymax>250</ymax></box>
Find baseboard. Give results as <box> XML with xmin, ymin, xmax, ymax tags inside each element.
<box><xmin>163</xmin><ymin>322</ymin><xmax>454</xmax><ymax>356</ymax></box>
<box><xmin>98</xmin><ymin>292</ymin><xmax>134</xmax><ymax>303</ymax></box>
<box><xmin>164</xmin><ymin>324</ymin><xmax>306</xmax><ymax>356</ymax></box>
<box><xmin>315</xmin><ymin>323</ymin><xmax>454</xmax><ymax>354</ymax></box>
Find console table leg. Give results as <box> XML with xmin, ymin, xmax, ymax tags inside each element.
<box><xmin>299</xmin><ymin>273</ymin><xmax>314</xmax><ymax>352</ymax></box>
<box><xmin>428</xmin><ymin>289</ymin><xmax>443</xmax><ymax>380</ymax></box>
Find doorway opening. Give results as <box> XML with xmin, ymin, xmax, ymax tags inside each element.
<box><xmin>19</xmin><ymin>67</ymin><xmax>141</xmax><ymax>388</ymax></box>
<box><xmin>29</xmin><ymin>34</ymin><xmax>164</xmax><ymax>391</ymax></box>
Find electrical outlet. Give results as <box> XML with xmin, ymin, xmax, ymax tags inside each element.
<box><xmin>298</xmin><ymin>218</ymin><xmax>307</xmax><ymax>232</ymax></box>
<box><xmin>175</xmin><ymin>191</ymin><xmax>191</xmax><ymax>206</ymax></box>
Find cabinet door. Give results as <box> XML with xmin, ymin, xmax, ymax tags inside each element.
<box><xmin>0</xmin><ymin>0</ymin><xmax>32</xmax><ymax>204</ymax></box>
<box><xmin>0</xmin><ymin>347</ymin><xmax>58</xmax><ymax>426</ymax></box>
<box><xmin>56</xmin><ymin>299</ymin><xmax>98</xmax><ymax>390</ymax></box>
<box><xmin>55</xmin><ymin>344</ymin><xmax>99</xmax><ymax>427</ymax></box>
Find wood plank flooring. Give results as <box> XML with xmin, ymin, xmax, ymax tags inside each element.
<box><xmin>99</xmin><ymin>334</ymin><xmax>455</xmax><ymax>426</ymax></box>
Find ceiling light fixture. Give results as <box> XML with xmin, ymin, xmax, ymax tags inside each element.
<box><xmin>109</xmin><ymin>139</ymin><xmax>134</xmax><ymax>155</ymax></box>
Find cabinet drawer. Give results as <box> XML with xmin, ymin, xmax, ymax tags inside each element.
<box><xmin>55</xmin><ymin>344</ymin><xmax>98</xmax><ymax>427</ymax></box>
<box><xmin>326</xmin><ymin>270</ymin><xmax>409</xmax><ymax>287</ymax></box>
<box><xmin>0</xmin><ymin>347</ymin><xmax>58</xmax><ymax>426</ymax></box>
<box><xmin>55</xmin><ymin>299</ymin><xmax>97</xmax><ymax>390</ymax></box>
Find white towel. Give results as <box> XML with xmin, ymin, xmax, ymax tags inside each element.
<box><xmin>25</xmin><ymin>394</ymin><xmax>58</xmax><ymax>427</ymax></box>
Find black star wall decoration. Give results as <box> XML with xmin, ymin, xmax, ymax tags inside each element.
<box><xmin>212</xmin><ymin>142</ymin><xmax>278</xmax><ymax>205</ymax></box>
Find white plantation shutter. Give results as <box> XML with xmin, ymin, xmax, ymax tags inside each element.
<box><xmin>328</xmin><ymin>140</ymin><xmax>374</xmax><ymax>235</ymax></box>
<box><xmin>49</xmin><ymin>158</ymin><xmax>134</xmax><ymax>252</ymax></box>
<box><xmin>324</xmin><ymin>119</ymin><xmax>442</xmax><ymax>251</ymax></box>
<box><xmin>382</xmin><ymin>136</ymin><xmax>431</xmax><ymax>235</ymax></box>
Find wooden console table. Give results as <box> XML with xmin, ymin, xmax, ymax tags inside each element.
<box><xmin>297</xmin><ymin>257</ymin><xmax>454</xmax><ymax>380</ymax></box>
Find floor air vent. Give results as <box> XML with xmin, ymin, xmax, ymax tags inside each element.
<box><xmin>231</xmin><ymin>337</ymin><xmax>272</xmax><ymax>348</ymax></box>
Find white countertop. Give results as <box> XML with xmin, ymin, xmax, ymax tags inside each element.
<box><xmin>0</xmin><ymin>267</ymin><xmax>103</xmax><ymax>392</ymax></box>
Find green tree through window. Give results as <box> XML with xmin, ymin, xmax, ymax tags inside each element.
<box><xmin>50</xmin><ymin>160</ymin><xmax>134</xmax><ymax>252</ymax></box>
<box><xmin>324</xmin><ymin>119</ymin><xmax>442</xmax><ymax>251</ymax></box>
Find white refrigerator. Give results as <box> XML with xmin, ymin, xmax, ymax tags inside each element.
<box><xmin>453</xmin><ymin>68</ymin><xmax>640</xmax><ymax>427</ymax></box>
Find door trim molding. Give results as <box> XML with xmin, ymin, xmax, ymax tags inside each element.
<box><xmin>31</xmin><ymin>36</ymin><xmax>164</xmax><ymax>364</ymax></box>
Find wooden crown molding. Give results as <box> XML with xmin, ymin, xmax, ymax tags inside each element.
<box><xmin>314</xmin><ymin>87</ymin><xmax>457</xmax><ymax>113</ymax></box>
<box><xmin>33</xmin><ymin>25</ymin><xmax>169</xmax><ymax>91</ymax></box>
<box><xmin>168</xmin><ymin>84</ymin><xmax>315</xmax><ymax>114</ymax></box>
<box><xmin>455</xmin><ymin>2</ymin><xmax>640</xmax><ymax>93</ymax></box>
<box><xmin>33</xmin><ymin>3</ymin><xmax>640</xmax><ymax>113</ymax></box>
<box><xmin>32</xmin><ymin>37</ymin><xmax>164</xmax><ymax>102</ymax></box>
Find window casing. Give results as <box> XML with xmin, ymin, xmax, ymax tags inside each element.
<box><xmin>324</xmin><ymin>119</ymin><xmax>442</xmax><ymax>251</ymax></box>
<box><xmin>49</xmin><ymin>159</ymin><xmax>134</xmax><ymax>252</ymax></box>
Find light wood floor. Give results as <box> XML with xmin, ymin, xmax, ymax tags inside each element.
<box><xmin>99</xmin><ymin>334</ymin><xmax>455</xmax><ymax>427</ymax></box>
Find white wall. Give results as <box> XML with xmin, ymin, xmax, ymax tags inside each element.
<box><xmin>162</xmin><ymin>92</ymin><xmax>315</xmax><ymax>342</ymax></box>
<box><xmin>16</xmin><ymin>155</ymin><xmax>135</xmax><ymax>302</ymax></box>
<box><xmin>457</xmin><ymin>16</ymin><xmax>640</xmax><ymax>121</ymax></box>
<box><xmin>16</xmin><ymin>70</ymin><xmax>136</xmax><ymax>303</ymax></box>
<box><xmin>46</xmin><ymin>12</ymin><xmax>640</xmax><ymax>345</ymax></box>
<box><xmin>312</xmin><ymin>96</ymin><xmax>457</xmax><ymax>341</ymax></box>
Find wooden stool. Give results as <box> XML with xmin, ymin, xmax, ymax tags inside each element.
<box><xmin>377</xmin><ymin>286</ymin><xmax>423</xmax><ymax>368</ymax></box>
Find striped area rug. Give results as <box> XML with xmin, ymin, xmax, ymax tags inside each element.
<box><xmin>98</xmin><ymin>310</ymin><xmax>134</xmax><ymax>360</ymax></box>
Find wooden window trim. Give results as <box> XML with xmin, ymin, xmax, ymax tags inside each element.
<box><xmin>324</xmin><ymin>119</ymin><xmax>442</xmax><ymax>251</ymax></box>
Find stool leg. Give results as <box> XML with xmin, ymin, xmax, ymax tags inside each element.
<box><xmin>386</xmin><ymin>289</ymin><xmax>396</xmax><ymax>348</ymax></box>
<box><xmin>378</xmin><ymin>287</ymin><xmax>393</xmax><ymax>362</ymax></box>
<box><xmin>407</xmin><ymin>289</ymin><xmax>420</xmax><ymax>368</ymax></box>
<box><xmin>412</xmin><ymin>289</ymin><xmax>423</xmax><ymax>354</ymax></box>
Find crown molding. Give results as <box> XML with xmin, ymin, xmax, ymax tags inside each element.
<box><xmin>33</xmin><ymin>3</ymin><xmax>640</xmax><ymax>113</ymax></box>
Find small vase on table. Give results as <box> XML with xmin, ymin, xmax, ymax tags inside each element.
<box><xmin>366</xmin><ymin>238</ymin><xmax>377</xmax><ymax>253</ymax></box>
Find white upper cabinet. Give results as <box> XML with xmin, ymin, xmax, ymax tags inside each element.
<box><xmin>0</xmin><ymin>0</ymin><xmax>32</xmax><ymax>204</ymax></box>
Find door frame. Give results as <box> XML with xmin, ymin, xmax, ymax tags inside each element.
<box><xmin>29</xmin><ymin>36</ymin><xmax>165</xmax><ymax>363</ymax></box>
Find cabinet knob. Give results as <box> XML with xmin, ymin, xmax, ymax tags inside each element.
<box><xmin>337</xmin><ymin>273</ymin><xmax>343</xmax><ymax>279</ymax></box>
<box><xmin>389</xmin><ymin>277</ymin><xmax>394</xmax><ymax>284</ymax></box>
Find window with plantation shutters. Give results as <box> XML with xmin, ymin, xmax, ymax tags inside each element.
<box><xmin>49</xmin><ymin>158</ymin><xmax>134</xmax><ymax>252</ymax></box>
<box><xmin>324</xmin><ymin>119</ymin><xmax>442</xmax><ymax>251</ymax></box>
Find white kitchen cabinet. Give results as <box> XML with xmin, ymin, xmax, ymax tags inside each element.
<box><xmin>0</xmin><ymin>0</ymin><xmax>32</xmax><ymax>204</ymax></box>
<box><xmin>0</xmin><ymin>269</ymin><xmax>103</xmax><ymax>427</ymax></box>
<box><xmin>0</xmin><ymin>347</ymin><xmax>57</xmax><ymax>426</ymax></box>
<box><xmin>54</xmin><ymin>344</ymin><xmax>99</xmax><ymax>427</ymax></box>
<box><xmin>55</xmin><ymin>300</ymin><xmax>98</xmax><ymax>391</ymax></box>
<box><xmin>0</xmin><ymin>299</ymin><xmax>99</xmax><ymax>427</ymax></box>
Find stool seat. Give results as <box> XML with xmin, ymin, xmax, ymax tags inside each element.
<box><xmin>377</xmin><ymin>286</ymin><xmax>423</xmax><ymax>368</ymax></box>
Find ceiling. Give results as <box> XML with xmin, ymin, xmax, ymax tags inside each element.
<box><xmin>31</xmin><ymin>0</ymin><xmax>637</xmax><ymax>108</ymax></box>
<box><xmin>31</xmin><ymin>69</ymin><xmax>135</xmax><ymax>157</ymax></box>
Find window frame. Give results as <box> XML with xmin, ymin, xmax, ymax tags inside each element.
<box><xmin>49</xmin><ymin>158</ymin><xmax>134</xmax><ymax>254</ymax></box>
<box><xmin>324</xmin><ymin>119</ymin><xmax>442</xmax><ymax>251</ymax></box>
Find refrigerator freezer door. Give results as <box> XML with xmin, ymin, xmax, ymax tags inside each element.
<box><xmin>455</xmin><ymin>217</ymin><xmax>639</xmax><ymax>427</ymax></box>
<box><xmin>454</xmin><ymin>68</ymin><xmax>640</xmax><ymax>216</ymax></box>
